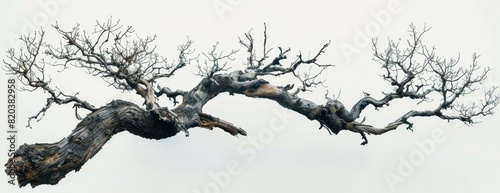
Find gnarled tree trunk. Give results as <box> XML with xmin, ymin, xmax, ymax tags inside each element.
<box><xmin>5</xmin><ymin>100</ymin><xmax>179</xmax><ymax>187</ymax></box>
<box><xmin>4</xmin><ymin>20</ymin><xmax>498</xmax><ymax>188</ymax></box>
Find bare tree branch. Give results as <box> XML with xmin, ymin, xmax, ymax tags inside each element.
<box><xmin>329</xmin><ymin>24</ymin><xmax>500</xmax><ymax>141</ymax></box>
<box><xmin>3</xmin><ymin>30</ymin><xmax>97</xmax><ymax>127</ymax></box>
<box><xmin>196</xmin><ymin>42</ymin><xmax>238</xmax><ymax>78</ymax></box>
<box><xmin>3</xmin><ymin>21</ymin><xmax>499</xmax><ymax>187</ymax></box>
<box><xmin>43</xmin><ymin>18</ymin><xmax>194</xmax><ymax>110</ymax></box>
<box><xmin>155</xmin><ymin>85</ymin><xmax>187</xmax><ymax>106</ymax></box>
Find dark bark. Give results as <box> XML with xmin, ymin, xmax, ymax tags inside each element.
<box><xmin>5</xmin><ymin>100</ymin><xmax>181</xmax><ymax>187</ymax></box>
<box><xmin>5</xmin><ymin>92</ymin><xmax>249</xmax><ymax>187</ymax></box>
<box><xmin>3</xmin><ymin>21</ymin><xmax>499</xmax><ymax>187</ymax></box>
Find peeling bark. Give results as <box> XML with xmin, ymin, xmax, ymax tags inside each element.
<box><xmin>3</xmin><ymin>21</ymin><xmax>499</xmax><ymax>188</ymax></box>
<box><xmin>198</xmin><ymin>113</ymin><xmax>247</xmax><ymax>136</ymax></box>
<box><xmin>5</xmin><ymin>100</ymin><xmax>179</xmax><ymax>187</ymax></box>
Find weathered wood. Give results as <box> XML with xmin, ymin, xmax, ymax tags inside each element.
<box><xmin>4</xmin><ymin>21</ymin><xmax>498</xmax><ymax>188</ymax></box>
<box><xmin>5</xmin><ymin>100</ymin><xmax>179</xmax><ymax>187</ymax></box>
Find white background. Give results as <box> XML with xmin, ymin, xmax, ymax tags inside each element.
<box><xmin>1</xmin><ymin>0</ymin><xmax>499</xmax><ymax>192</ymax></box>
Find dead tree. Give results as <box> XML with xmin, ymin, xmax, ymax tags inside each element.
<box><xmin>3</xmin><ymin>19</ymin><xmax>499</xmax><ymax>187</ymax></box>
